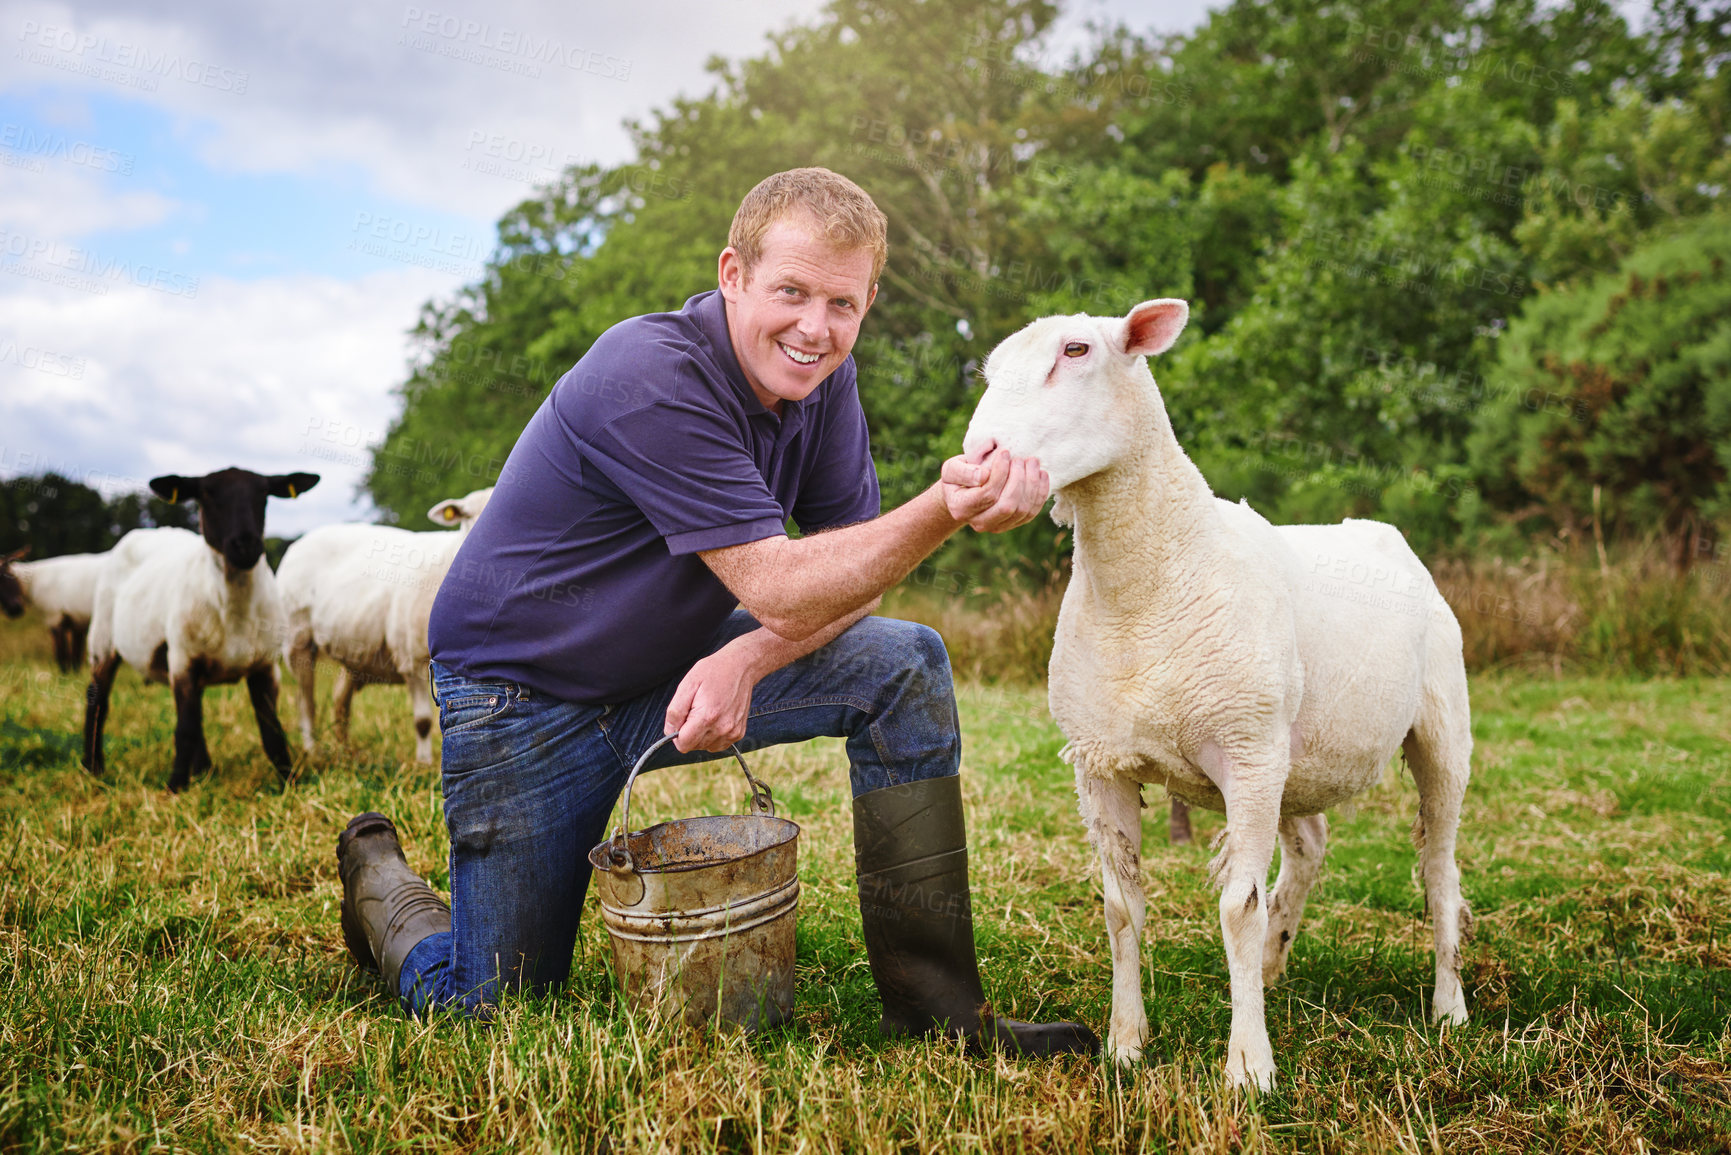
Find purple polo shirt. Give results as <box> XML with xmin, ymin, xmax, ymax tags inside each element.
<box><xmin>427</xmin><ymin>289</ymin><xmax>880</xmax><ymax>704</ymax></box>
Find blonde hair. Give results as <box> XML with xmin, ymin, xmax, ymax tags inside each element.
<box><xmin>729</xmin><ymin>167</ymin><xmax>888</xmax><ymax>286</ymax></box>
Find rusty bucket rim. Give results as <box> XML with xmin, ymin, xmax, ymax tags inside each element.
<box><xmin>586</xmin><ymin>812</ymin><xmax>799</xmax><ymax>877</ymax></box>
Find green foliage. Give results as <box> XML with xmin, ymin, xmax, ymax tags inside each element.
<box><xmin>0</xmin><ymin>473</ymin><xmax>193</xmax><ymax>558</ymax></box>
<box><xmin>1469</xmin><ymin>213</ymin><xmax>1731</xmax><ymax>560</ymax></box>
<box><xmin>364</xmin><ymin>0</ymin><xmax>1729</xmax><ymax>576</ymax></box>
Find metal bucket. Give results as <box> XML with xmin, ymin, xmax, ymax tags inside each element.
<box><xmin>588</xmin><ymin>734</ymin><xmax>800</xmax><ymax>1032</ymax></box>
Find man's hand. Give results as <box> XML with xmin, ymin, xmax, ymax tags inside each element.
<box><xmin>664</xmin><ymin>642</ymin><xmax>761</xmax><ymax>753</ymax></box>
<box><xmin>940</xmin><ymin>446</ymin><xmax>1051</xmax><ymax>532</ymax></box>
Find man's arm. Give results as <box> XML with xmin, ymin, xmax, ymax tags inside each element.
<box><xmin>663</xmin><ymin>597</ymin><xmax>879</xmax><ymax>752</ymax></box>
<box><xmin>698</xmin><ymin>447</ymin><xmax>1048</xmax><ymax>641</ymax></box>
<box><xmin>663</xmin><ymin>446</ymin><xmax>1048</xmax><ymax>753</ymax></box>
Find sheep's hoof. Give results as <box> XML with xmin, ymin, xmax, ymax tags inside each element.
<box><xmin>1432</xmin><ymin>1001</ymin><xmax>1468</xmax><ymax>1026</ymax></box>
<box><xmin>1225</xmin><ymin>1056</ymin><xmax>1277</xmax><ymax>1092</ymax></box>
<box><xmin>1108</xmin><ymin>1042</ymin><xmax>1143</xmax><ymax>1067</ymax></box>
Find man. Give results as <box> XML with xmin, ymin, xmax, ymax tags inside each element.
<box><xmin>336</xmin><ymin>167</ymin><xmax>1096</xmax><ymax>1056</ymax></box>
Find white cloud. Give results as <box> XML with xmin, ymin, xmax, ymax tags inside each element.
<box><xmin>0</xmin><ymin>264</ymin><xmax>461</xmax><ymax>536</ymax></box>
<box><xmin>0</xmin><ymin>155</ymin><xmax>178</xmax><ymax>236</ymax></box>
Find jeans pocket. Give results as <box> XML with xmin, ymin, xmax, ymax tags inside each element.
<box><xmin>440</xmin><ymin>690</ymin><xmax>513</xmax><ymax>733</ymax></box>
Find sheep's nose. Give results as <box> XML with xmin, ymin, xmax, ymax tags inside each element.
<box><xmin>961</xmin><ymin>434</ymin><xmax>997</xmax><ymax>465</ymax></box>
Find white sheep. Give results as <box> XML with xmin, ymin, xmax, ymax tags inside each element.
<box><xmin>83</xmin><ymin>469</ymin><xmax>319</xmax><ymax>791</ymax></box>
<box><xmin>276</xmin><ymin>487</ymin><xmax>493</xmax><ymax>765</ymax></box>
<box><xmin>0</xmin><ymin>550</ymin><xmax>108</xmax><ymax>672</ymax></box>
<box><xmin>963</xmin><ymin>300</ymin><xmax>1472</xmax><ymax>1089</ymax></box>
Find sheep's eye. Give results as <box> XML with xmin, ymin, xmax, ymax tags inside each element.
<box><xmin>1064</xmin><ymin>342</ymin><xmax>1089</xmax><ymax>358</ymax></box>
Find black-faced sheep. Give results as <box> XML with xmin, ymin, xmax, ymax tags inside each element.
<box><xmin>0</xmin><ymin>549</ymin><xmax>107</xmax><ymax>672</ymax></box>
<box><xmin>83</xmin><ymin>468</ymin><xmax>319</xmax><ymax>792</ymax></box>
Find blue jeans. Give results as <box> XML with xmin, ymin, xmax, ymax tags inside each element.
<box><xmin>399</xmin><ymin>610</ymin><xmax>960</xmax><ymax>1016</ymax></box>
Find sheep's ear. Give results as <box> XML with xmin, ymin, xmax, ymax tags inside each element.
<box><xmin>4</xmin><ymin>545</ymin><xmax>29</xmax><ymax>562</ymax></box>
<box><xmin>427</xmin><ymin>500</ymin><xmax>462</xmax><ymax>527</ymax></box>
<box><xmin>268</xmin><ymin>472</ymin><xmax>320</xmax><ymax>499</ymax></box>
<box><xmin>1120</xmin><ymin>299</ymin><xmax>1189</xmax><ymax>357</ymax></box>
<box><xmin>149</xmin><ymin>475</ymin><xmax>200</xmax><ymax>504</ymax></box>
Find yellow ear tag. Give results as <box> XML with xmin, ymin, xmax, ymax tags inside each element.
<box><xmin>288</xmin><ymin>484</ymin><xmax>297</xmax><ymax>498</ymax></box>
<box><xmin>168</xmin><ymin>489</ymin><xmax>178</xmax><ymax>503</ymax></box>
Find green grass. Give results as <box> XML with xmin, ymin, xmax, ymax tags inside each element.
<box><xmin>0</xmin><ymin>614</ymin><xmax>1728</xmax><ymax>1153</ymax></box>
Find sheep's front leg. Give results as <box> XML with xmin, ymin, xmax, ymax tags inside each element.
<box><xmin>286</xmin><ymin>640</ymin><xmax>318</xmax><ymax>754</ymax></box>
<box><xmin>82</xmin><ymin>653</ymin><xmax>121</xmax><ymax>776</ymax></box>
<box><xmin>1214</xmin><ymin>770</ymin><xmax>1282</xmax><ymax>1090</ymax></box>
<box><xmin>247</xmin><ymin>666</ymin><xmax>294</xmax><ymax>779</ymax></box>
<box><xmin>1078</xmin><ymin>768</ymin><xmax>1147</xmax><ymax>1064</ymax></box>
<box><xmin>1262</xmin><ymin>814</ymin><xmax>1327</xmax><ymax>984</ymax></box>
<box><xmin>168</xmin><ymin>673</ymin><xmax>211</xmax><ymax>793</ymax></box>
<box><xmin>406</xmin><ymin>662</ymin><xmax>434</xmax><ymax>765</ymax></box>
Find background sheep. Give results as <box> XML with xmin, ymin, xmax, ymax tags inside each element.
<box><xmin>0</xmin><ymin>549</ymin><xmax>108</xmax><ymax>673</ymax></box>
<box><xmin>83</xmin><ymin>469</ymin><xmax>319</xmax><ymax>792</ymax></box>
<box><xmin>276</xmin><ymin>487</ymin><xmax>493</xmax><ymax>765</ymax></box>
<box><xmin>963</xmin><ymin>299</ymin><xmax>1473</xmax><ymax>1090</ymax></box>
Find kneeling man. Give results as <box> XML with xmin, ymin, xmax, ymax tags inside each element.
<box><xmin>336</xmin><ymin>167</ymin><xmax>1095</xmax><ymax>1056</ymax></box>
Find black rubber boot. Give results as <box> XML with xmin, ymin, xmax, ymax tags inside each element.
<box><xmin>336</xmin><ymin>812</ymin><xmax>451</xmax><ymax>1000</ymax></box>
<box><xmin>853</xmin><ymin>776</ymin><xmax>1099</xmax><ymax>1057</ymax></box>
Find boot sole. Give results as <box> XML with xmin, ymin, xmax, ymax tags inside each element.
<box><xmin>337</xmin><ymin>812</ymin><xmax>399</xmax><ymax>973</ymax></box>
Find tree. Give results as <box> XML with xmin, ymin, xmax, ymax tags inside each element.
<box><xmin>1468</xmin><ymin>212</ymin><xmax>1731</xmax><ymax>566</ymax></box>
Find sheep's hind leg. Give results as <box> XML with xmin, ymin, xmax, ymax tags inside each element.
<box><xmin>168</xmin><ymin>674</ymin><xmax>211</xmax><ymax>793</ymax></box>
<box><xmin>406</xmin><ymin>662</ymin><xmax>434</xmax><ymax>765</ymax></box>
<box><xmin>1262</xmin><ymin>814</ymin><xmax>1327</xmax><ymax>984</ymax></box>
<box><xmin>248</xmin><ymin>666</ymin><xmax>294</xmax><ymax>780</ymax></box>
<box><xmin>1168</xmin><ymin>797</ymin><xmax>1193</xmax><ymax>844</ymax></box>
<box><xmin>331</xmin><ymin>667</ymin><xmax>357</xmax><ymax>747</ymax></box>
<box><xmin>82</xmin><ymin>653</ymin><xmax>120</xmax><ymax>776</ymax></box>
<box><xmin>1214</xmin><ymin>767</ymin><xmax>1282</xmax><ymax>1090</ymax></box>
<box><xmin>1404</xmin><ymin>702</ymin><xmax>1472</xmax><ymax>1025</ymax></box>
<box><xmin>286</xmin><ymin>641</ymin><xmax>318</xmax><ymax>754</ymax></box>
<box><xmin>1078</xmin><ymin>768</ymin><xmax>1147</xmax><ymax>1064</ymax></box>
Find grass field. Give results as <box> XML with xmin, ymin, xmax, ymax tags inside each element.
<box><xmin>1</xmin><ymin>612</ymin><xmax>1728</xmax><ymax>1153</ymax></box>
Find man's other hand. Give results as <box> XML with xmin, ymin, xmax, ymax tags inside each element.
<box><xmin>665</xmin><ymin>643</ymin><xmax>759</xmax><ymax>753</ymax></box>
<box><xmin>939</xmin><ymin>446</ymin><xmax>1050</xmax><ymax>532</ymax></box>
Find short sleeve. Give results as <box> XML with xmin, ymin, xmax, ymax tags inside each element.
<box><xmin>583</xmin><ymin>402</ymin><xmax>788</xmax><ymax>555</ymax></box>
<box><xmin>792</xmin><ymin>361</ymin><xmax>882</xmax><ymax>533</ymax></box>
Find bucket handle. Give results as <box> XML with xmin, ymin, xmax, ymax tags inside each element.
<box><xmin>607</xmin><ymin>733</ymin><xmax>776</xmax><ymax>877</ymax></box>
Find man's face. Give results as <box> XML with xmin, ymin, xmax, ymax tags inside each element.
<box><xmin>718</xmin><ymin>213</ymin><xmax>877</xmax><ymax>413</ymax></box>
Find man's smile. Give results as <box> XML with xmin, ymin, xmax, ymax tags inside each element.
<box><xmin>777</xmin><ymin>341</ymin><xmax>822</xmax><ymax>365</ymax></box>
